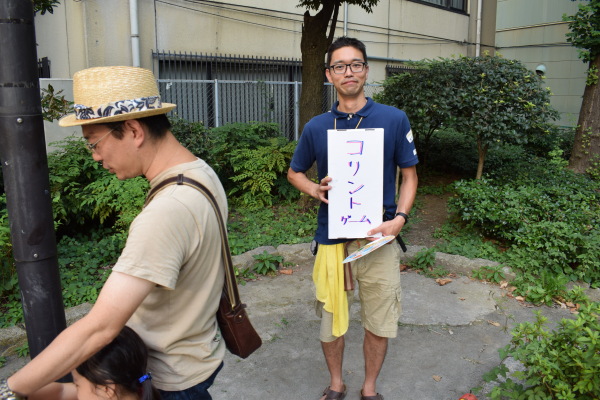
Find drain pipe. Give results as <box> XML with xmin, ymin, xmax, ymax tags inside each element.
<box><xmin>129</xmin><ymin>0</ymin><xmax>140</xmax><ymax>67</ymax></box>
<box><xmin>343</xmin><ymin>3</ymin><xmax>348</xmax><ymax>36</ymax></box>
<box><xmin>475</xmin><ymin>0</ymin><xmax>482</xmax><ymax>56</ymax></box>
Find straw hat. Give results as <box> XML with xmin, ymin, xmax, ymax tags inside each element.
<box><xmin>59</xmin><ymin>66</ymin><xmax>176</xmax><ymax>127</ymax></box>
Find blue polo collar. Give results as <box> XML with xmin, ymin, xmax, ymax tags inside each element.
<box><xmin>331</xmin><ymin>97</ymin><xmax>374</xmax><ymax>119</ymax></box>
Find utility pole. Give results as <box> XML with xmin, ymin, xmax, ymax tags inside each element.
<box><xmin>0</xmin><ymin>0</ymin><xmax>66</xmax><ymax>359</ymax></box>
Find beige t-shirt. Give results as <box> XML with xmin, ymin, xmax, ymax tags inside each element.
<box><xmin>113</xmin><ymin>159</ymin><xmax>227</xmax><ymax>391</ymax></box>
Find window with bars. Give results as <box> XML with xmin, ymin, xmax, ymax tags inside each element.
<box><xmin>409</xmin><ymin>0</ymin><xmax>467</xmax><ymax>13</ymax></box>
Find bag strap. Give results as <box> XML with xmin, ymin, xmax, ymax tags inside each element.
<box><xmin>145</xmin><ymin>174</ymin><xmax>240</xmax><ymax>311</ymax></box>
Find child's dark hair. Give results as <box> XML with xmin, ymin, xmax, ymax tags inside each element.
<box><xmin>76</xmin><ymin>326</ymin><xmax>161</xmax><ymax>400</ymax></box>
<box><xmin>326</xmin><ymin>37</ymin><xmax>368</xmax><ymax>67</ymax></box>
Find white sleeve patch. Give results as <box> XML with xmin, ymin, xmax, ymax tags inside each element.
<box><xmin>413</xmin><ymin>149</ymin><xmax>418</xmax><ymax>156</ymax></box>
<box><xmin>406</xmin><ymin>130</ymin><xmax>414</xmax><ymax>143</ymax></box>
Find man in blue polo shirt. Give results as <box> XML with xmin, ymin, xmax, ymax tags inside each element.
<box><xmin>287</xmin><ymin>37</ymin><xmax>418</xmax><ymax>400</ymax></box>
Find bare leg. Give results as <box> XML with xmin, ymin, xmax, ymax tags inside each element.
<box><xmin>320</xmin><ymin>336</ymin><xmax>345</xmax><ymax>399</ymax></box>
<box><xmin>362</xmin><ymin>329</ymin><xmax>388</xmax><ymax>397</ymax></box>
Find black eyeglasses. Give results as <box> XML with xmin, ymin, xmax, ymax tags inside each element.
<box><xmin>328</xmin><ymin>62</ymin><xmax>368</xmax><ymax>75</ymax></box>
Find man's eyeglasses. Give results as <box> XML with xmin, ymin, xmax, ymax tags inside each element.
<box><xmin>328</xmin><ymin>62</ymin><xmax>367</xmax><ymax>75</ymax></box>
<box><xmin>86</xmin><ymin>128</ymin><xmax>115</xmax><ymax>153</ymax></box>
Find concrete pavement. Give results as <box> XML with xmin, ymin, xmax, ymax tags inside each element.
<box><xmin>1</xmin><ymin>243</ymin><xmax>596</xmax><ymax>399</ymax></box>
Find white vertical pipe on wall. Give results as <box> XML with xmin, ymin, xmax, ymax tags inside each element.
<box><xmin>343</xmin><ymin>3</ymin><xmax>348</xmax><ymax>36</ymax></box>
<box><xmin>214</xmin><ymin>79</ymin><xmax>220</xmax><ymax>127</ymax></box>
<box><xmin>294</xmin><ymin>81</ymin><xmax>300</xmax><ymax>140</ymax></box>
<box><xmin>129</xmin><ymin>0</ymin><xmax>140</xmax><ymax>67</ymax></box>
<box><xmin>476</xmin><ymin>0</ymin><xmax>482</xmax><ymax>56</ymax></box>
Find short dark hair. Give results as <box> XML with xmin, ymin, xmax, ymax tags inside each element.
<box><xmin>326</xmin><ymin>37</ymin><xmax>368</xmax><ymax>67</ymax></box>
<box><xmin>104</xmin><ymin>114</ymin><xmax>172</xmax><ymax>140</ymax></box>
<box><xmin>76</xmin><ymin>326</ymin><xmax>161</xmax><ymax>400</ymax></box>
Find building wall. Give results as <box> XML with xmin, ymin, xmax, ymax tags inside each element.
<box><xmin>34</xmin><ymin>0</ymin><xmax>496</xmax><ymax>85</ymax></box>
<box><xmin>496</xmin><ymin>0</ymin><xmax>587</xmax><ymax>126</ymax></box>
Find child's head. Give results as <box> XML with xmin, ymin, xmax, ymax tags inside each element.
<box><xmin>74</xmin><ymin>326</ymin><xmax>159</xmax><ymax>400</ymax></box>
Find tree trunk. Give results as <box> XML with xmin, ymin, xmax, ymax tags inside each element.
<box><xmin>569</xmin><ymin>54</ymin><xmax>600</xmax><ymax>174</ymax></box>
<box><xmin>476</xmin><ymin>136</ymin><xmax>488</xmax><ymax>179</ymax></box>
<box><xmin>298</xmin><ymin>0</ymin><xmax>339</xmax><ymax>138</ymax></box>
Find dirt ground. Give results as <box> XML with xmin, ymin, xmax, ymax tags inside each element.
<box><xmin>401</xmin><ymin>173</ymin><xmax>457</xmax><ymax>248</ymax></box>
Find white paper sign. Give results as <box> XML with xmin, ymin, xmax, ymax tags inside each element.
<box><xmin>327</xmin><ymin>128</ymin><xmax>384</xmax><ymax>239</ymax></box>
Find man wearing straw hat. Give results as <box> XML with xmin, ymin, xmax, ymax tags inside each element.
<box><xmin>3</xmin><ymin>66</ymin><xmax>227</xmax><ymax>400</ymax></box>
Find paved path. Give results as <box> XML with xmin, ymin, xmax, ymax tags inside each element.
<box><xmin>1</xmin><ymin>245</ymin><xmax>589</xmax><ymax>399</ymax></box>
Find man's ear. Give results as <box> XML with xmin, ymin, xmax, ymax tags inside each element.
<box><xmin>325</xmin><ymin>68</ymin><xmax>333</xmax><ymax>84</ymax></box>
<box><xmin>123</xmin><ymin>119</ymin><xmax>146</xmax><ymax>148</ymax></box>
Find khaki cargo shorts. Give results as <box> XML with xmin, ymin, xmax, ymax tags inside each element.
<box><xmin>317</xmin><ymin>238</ymin><xmax>402</xmax><ymax>342</ymax></box>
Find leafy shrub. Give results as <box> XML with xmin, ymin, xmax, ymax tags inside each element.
<box><xmin>229</xmin><ymin>137</ymin><xmax>298</xmax><ymax>208</ymax></box>
<box><xmin>41</xmin><ymin>84</ymin><xmax>73</xmax><ymax>122</ymax></box>
<box><xmin>485</xmin><ymin>302</ymin><xmax>600</xmax><ymax>399</ymax></box>
<box><xmin>449</xmin><ymin>163</ymin><xmax>600</xmax><ymax>287</ymax></box>
<box><xmin>252</xmin><ymin>250</ymin><xmax>283</xmax><ymax>275</ymax></box>
<box><xmin>171</xmin><ymin>119</ymin><xmax>297</xmax><ymax>207</ymax></box>
<box><xmin>169</xmin><ymin>116</ymin><xmax>210</xmax><ymax>160</ymax></box>
<box><xmin>227</xmin><ymin>202</ymin><xmax>317</xmax><ymax>255</ymax></box>
<box><xmin>206</xmin><ymin>121</ymin><xmax>281</xmax><ymax>185</ymax></box>
<box><xmin>47</xmin><ymin>136</ymin><xmax>149</xmax><ymax>233</ymax></box>
<box><xmin>472</xmin><ymin>265</ymin><xmax>506</xmax><ymax>284</ymax></box>
<box><xmin>407</xmin><ymin>248</ymin><xmax>448</xmax><ymax>277</ymax></box>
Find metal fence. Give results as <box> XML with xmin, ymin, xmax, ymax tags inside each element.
<box><xmin>157</xmin><ymin>79</ymin><xmax>382</xmax><ymax>140</ymax></box>
<box><xmin>154</xmin><ymin>51</ymin><xmax>381</xmax><ymax>140</ymax></box>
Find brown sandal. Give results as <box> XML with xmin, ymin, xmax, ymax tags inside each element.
<box><xmin>360</xmin><ymin>390</ymin><xmax>384</xmax><ymax>400</ymax></box>
<box><xmin>321</xmin><ymin>385</ymin><xmax>347</xmax><ymax>400</ymax></box>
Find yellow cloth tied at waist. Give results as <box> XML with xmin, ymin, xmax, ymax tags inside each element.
<box><xmin>313</xmin><ymin>243</ymin><xmax>348</xmax><ymax>337</ymax></box>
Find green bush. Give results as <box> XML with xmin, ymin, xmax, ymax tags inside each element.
<box><xmin>229</xmin><ymin>137</ymin><xmax>298</xmax><ymax>208</ymax></box>
<box><xmin>169</xmin><ymin>116</ymin><xmax>210</xmax><ymax>160</ymax></box>
<box><xmin>47</xmin><ymin>136</ymin><xmax>149</xmax><ymax>233</ymax></box>
<box><xmin>0</xmin><ymin>136</ymin><xmax>147</xmax><ymax>327</ymax></box>
<box><xmin>227</xmin><ymin>202</ymin><xmax>317</xmax><ymax>255</ymax></box>
<box><xmin>485</xmin><ymin>302</ymin><xmax>600</xmax><ymax>399</ymax></box>
<box><xmin>171</xmin><ymin>119</ymin><xmax>298</xmax><ymax>208</ymax></box>
<box><xmin>252</xmin><ymin>250</ymin><xmax>283</xmax><ymax>275</ymax></box>
<box><xmin>449</xmin><ymin>162</ymin><xmax>600</xmax><ymax>287</ymax></box>
<box><xmin>206</xmin><ymin>121</ymin><xmax>281</xmax><ymax>185</ymax></box>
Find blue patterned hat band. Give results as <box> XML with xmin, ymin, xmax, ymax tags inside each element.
<box><xmin>74</xmin><ymin>96</ymin><xmax>162</xmax><ymax>120</ymax></box>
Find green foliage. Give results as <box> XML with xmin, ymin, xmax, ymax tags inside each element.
<box><xmin>376</xmin><ymin>55</ymin><xmax>559</xmax><ymax>177</ymax></box>
<box><xmin>47</xmin><ymin>136</ymin><xmax>148</xmax><ymax>232</ymax></box>
<box><xmin>563</xmin><ymin>0</ymin><xmax>600</xmax><ymax>63</ymax></box>
<box><xmin>1</xmin><ymin>137</ymin><xmax>145</xmax><ymax>327</ymax></box>
<box><xmin>171</xmin><ymin>118</ymin><xmax>297</xmax><ymax>207</ymax></box>
<box><xmin>433</xmin><ymin>221</ymin><xmax>504</xmax><ymax>261</ymax></box>
<box><xmin>57</xmin><ymin>230</ymin><xmax>125</xmax><ymax>308</ymax></box>
<box><xmin>33</xmin><ymin>0</ymin><xmax>60</xmax><ymax>15</ymax></box>
<box><xmin>472</xmin><ymin>265</ymin><xmax>506</xmax><ymax>284</ymax></box>
<box><xmin>234</xmin><ymin>266</ymin><xmax>257</xmax><ymax>286</ymax></box>
<box><xmin>227</xmin><ymin>202</ymin><xmax>317</xmax><ymax>255</ymax></box>
<box><xmin>15</xmin><ymin>343</ymin><xmax>29</xmax><ymax>358</ymax></box>
<box><xmin>297</xmin><ymin>0</ymin><xmax>378</xmax><ymax>13</ymax></box>
<box><xmin>169</xmin><ymin>116</ymin><xmax>210</xmax><ymax>160</ymax></box>
<box><xmin>206</xmin><ymin>121</ymin><xmax>281</xmax><ymax>181</ymax></box>
<box><xmin>410</xmin><ymin>247</ymin><xmax>436</xmax><ymax>270</ymax></box>
<box><xmin>40</xmin><ymin>84</ymin><xmax>72</xmax><ymax>122</ymax></box>
<box><xmin>252</xmin><ymin>250</ymin><xmax>283</xmax><ymax>275</ymax></box>
<box><xmin>408</xmin><ymin>247</ymin><xmax>448</xmax><ymax>278</ymax></box>
<box><xmin>374</xmin><ymin>62</ymin><xmax>455</xmax><ymax>158</ymax></box>
<box><xmin>485</xmin><ymin>303</ymin><xmax>600</xmax><ymax>399</ymax></box>
<box><xmin>0</xmin><ymin>356</ymin><xmax>6</xmax><ymax>368</ymax></box>
<box><xmin>229</xmin><ymin>137</ymin><xmax>298</xmax><ymax>208</ymax></box>
<box><xmin>449</xmin><ymin>161</ymin><xmax>600</xmax><ymax>289</ymax></box>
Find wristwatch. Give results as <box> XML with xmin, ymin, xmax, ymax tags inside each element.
<box><xmin>394</xmin><ymin>212</ymin><xmax>409</xmax><ymax>224</ymax></box>
<box><xmin>0</xmin><ymin>380</ymin><xmax>26</xmax><ymax>400</ymax></box>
